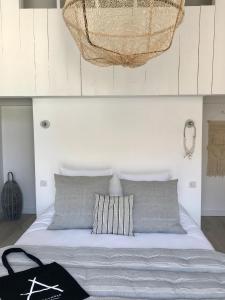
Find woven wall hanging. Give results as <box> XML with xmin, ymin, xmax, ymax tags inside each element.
<box><xmin>183</xmin><ymin>119</ymin><xmax>196</xmax><ymax>160</ymax></box>
<box><xmin>207</xmin><ymin>121</ymin><xmax>225</xmax><ymax>177</ymax></box>
<box><xmin>63</xmin><ymin>0</ymin><xmax>185</xmax><ymax>67</ymax></box>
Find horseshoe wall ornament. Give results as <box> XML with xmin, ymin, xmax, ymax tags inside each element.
<box><xmin>184</xmin><ymin>119</ymin><xmax>196</xmax><ymax>159</ymax></box>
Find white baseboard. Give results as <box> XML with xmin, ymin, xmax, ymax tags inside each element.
<box><xmin>202</xmin><ymin>209</ymin><xmax>225</xmax><ymax>216</ymax></box>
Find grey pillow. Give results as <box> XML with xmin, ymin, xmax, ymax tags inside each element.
<box><xmin>92</xmin><ymin>194</ymin><xmax>134</xmax><ymax>236</ymax></box>
<box><xmin>49</xmin><ymin>174</ymin><xmax>112</xmax><ymax>230</ymax></box>
<box><xmin>120</xmin><ymin>179</ymin><xmax>185</xmax><ymax>234</ymax></box>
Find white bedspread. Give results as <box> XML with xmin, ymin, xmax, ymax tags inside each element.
<box><xmin>17</xmin><ymin>206</ymin><xmax>213</xmax><ymax>250</ymax></box>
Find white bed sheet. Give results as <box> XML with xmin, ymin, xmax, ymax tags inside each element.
<box><xmin>17</xmin><ymin>206</ymin><xmax>213</xmax><ymax>250</ymax></box>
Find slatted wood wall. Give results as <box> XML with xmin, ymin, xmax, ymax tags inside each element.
<box><xmin>0</xmin><ymin>0</ymin><xmax>224</xmax><ymax>97</ymax></box>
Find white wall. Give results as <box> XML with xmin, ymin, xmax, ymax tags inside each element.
<box><xmin>33</xmin><ymin>97</ymin><xmax>203</xmax><ymax>224</ymax></box>
<box><xmin>1</xmin><ymin>106</ymin><xmax>36</xmax><ymax>214</ymax></box>
<box><xmin>202</xmin><ymin>97</ymin><xmax>225</xmax><ymax>216</ymax></box>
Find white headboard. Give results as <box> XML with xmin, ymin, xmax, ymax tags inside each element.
<box><xmin>33</xmin><ymin>97</ymin><xmax>203</xmax><ymax>224</ymax></box>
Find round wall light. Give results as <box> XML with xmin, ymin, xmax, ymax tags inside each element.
<box><xmin>40</xmin><ymin>120</ymin><xmax>50</xmax><ymax>129</ymax></box>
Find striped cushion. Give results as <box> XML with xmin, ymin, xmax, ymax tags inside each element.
<box><xmin>92</xmin><ymin>194</ymin><xmax>134</xmax><ymax>236</ymax></box>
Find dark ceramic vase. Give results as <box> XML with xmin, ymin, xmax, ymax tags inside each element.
<box><xmin>1</xmin><ymin>172</ymin><xmax>23</xmax><ymax>220</ymax></box>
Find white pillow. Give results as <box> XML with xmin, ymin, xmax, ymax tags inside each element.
<box><xmin>111</xmin><ymin>171</ymin><xmax>170</xmax><ymax>196</ymax></box>
<box><xmin>59</xmin><ymin>166</ymin><xmax>113</xmax><ymax>177</ymax></box>
<box><xmin>118</xmin><ymin>170</ymin><xmax>170</xmax><ymax>181</ymax></box>
<box><xmin>109</xmin><ymin>174</ymin><xmax>122</xmax><ymax>196</ymax></box>
<box><xmin>59</xmin><ymin>166</ymin><xmax>121</xmax><ymax>196</ymax></box>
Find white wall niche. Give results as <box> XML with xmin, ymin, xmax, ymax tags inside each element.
<box><xmin>33</xmin><ymin>96</ymin><xmax>203</xmax><ymax>224</ymax></box>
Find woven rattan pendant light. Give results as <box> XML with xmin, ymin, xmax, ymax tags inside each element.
<box><xmin>63</xmin><ymin>0</ymin><xmax>185</xmax><ymax>67</ymax></box>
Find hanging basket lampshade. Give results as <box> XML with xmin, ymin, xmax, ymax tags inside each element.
<box><xmin>63</xmin><ymin>0</ymin><xmax>185</xmax><ymax>68</ymax></box>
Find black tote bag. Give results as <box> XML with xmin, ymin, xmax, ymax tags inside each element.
<box><xmin>0</xmin><ymin>248</ymin><xmax>89</xmax><ymax>300</ymax></box>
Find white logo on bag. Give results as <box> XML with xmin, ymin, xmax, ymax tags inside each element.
<box><xmin>20</xmin><ymin>277</ymin><xmax>64</xmax><ymax>300</ymax></box>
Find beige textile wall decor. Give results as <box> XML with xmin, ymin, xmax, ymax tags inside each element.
<box><xmin>207</xmin><ymin>121</ymin><xmax>225</xmax><ymax>177</ymax></box>
<box><xmin>63</xmin><ymin>0</ymin><xmax>185</xmax><ymax>67</ymax></box>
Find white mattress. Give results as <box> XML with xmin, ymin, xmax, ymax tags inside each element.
<box><xmin>17</xmin><ymin>205</ymin><xmax>213</xmax><ymax>250</ymax></box>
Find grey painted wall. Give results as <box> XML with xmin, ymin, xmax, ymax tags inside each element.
<box><xmin>185</xmin><ymin>0</ymin><xmax>213</xmax><ymax>5</ymax></box>
<box><xmin>20</xmin><ymin>0</ymin><xmax>56</xmax><ymax>8</ymax></box>
<box><xmin>0</xmin><ymin>109</ymin><xmax>4</xmax><ymax>216</ymax></box>
<box><xmin>202</xmin><ymin>96</ymin><xmax>225</xmax><ymax>216</ymax></box>
<box><xmin>0</xmin><ymin>99</ymin><xmax>35</xmax><ymax>217</ymax></box>
<box><xmin>20</xmin><ymin>0</ymin><xmax>214</xmax><ymax>8</ymax></box>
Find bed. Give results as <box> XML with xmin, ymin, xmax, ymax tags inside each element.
<box><xmin>1</xmin><ymin>205</ymin><xmax>225</xmax><ymax>299</ymax></box>
<box><xmin>16</xmin><ymin>205</ymin><xmax>213</xmax><ymax>250</ymax></box>
<box><xmin>1</xmin><ymin>168</ymin><xmax>224</xmax><ymax>299</ymax></box>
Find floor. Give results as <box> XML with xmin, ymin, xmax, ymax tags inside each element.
<box><xmin>202</xmin><ymin>217</ymin><xmax>225</xmax><ymax>253</ymax></box>
<box><xmin>0</xmin><ymin>214</ymin><xmax>36</xmax><ymax>247</ymax></box>
<box><xmin>0</xmin><ymin>215</ymin><xmax>224</xmax><ymax>251</ymax></box>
